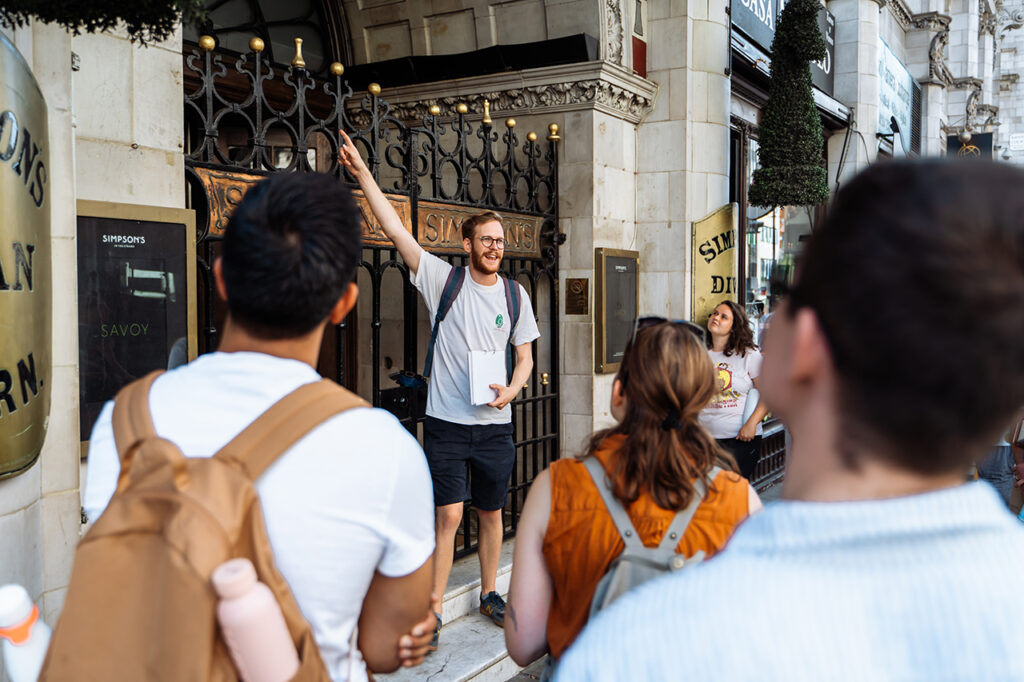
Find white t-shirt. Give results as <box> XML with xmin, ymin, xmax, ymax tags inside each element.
<box><xmin>82</xmin><ymin>352</ymin><xmax>435</xmax><ymax>682</ymax></box>
<box><xmin>699</xmin><ymin>348</ymin><xmax>764</xmax><ymax>440</ymax></box>
<box><xmin>412</xmin><ymin>251</ymin><xmax>541</xmax><ymax>425</ymax></box>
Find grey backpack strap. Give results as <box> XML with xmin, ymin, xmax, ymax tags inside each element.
<box><xmin>654</xmin><ymin>466</ymin><xmax>723</xmax><ymax>564</ymax></box>
<box><xmin>582</xmin><ymin>456</ymin><xmax>644</xmax><ymax>552</ymax></box>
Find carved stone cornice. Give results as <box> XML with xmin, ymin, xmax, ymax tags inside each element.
<box><xmin>980</xmin><ymin>0</ymin><xmax>998</xmax><ymax>37</ymax></box>
<box><xmin>348</xmin><ymin>61</ymin><xmax>658</xmax><ymax>126</ymax></box>
<box><xmin>999</xmin><ymin>72</ymin><xmax>1020</xmax><ymax>91</ymax></box>
<box><xmin>886</xmin><ymin>0</ymin><xmax>913</xmax><ymax>30</ymax></box>
<box><xmin>975</xmin><ymin>103</ymin><xmax>1000</xmax><ymax>126</ymax></box>
<box><xmin>606</xmin><ymin>0</ymin><xmax>625</xmax><ymax>65</ymax></box>
<box><xmin>911</xmin><ymin>12</ymin><xmax>954</xmax><ymax>88</ymax></box>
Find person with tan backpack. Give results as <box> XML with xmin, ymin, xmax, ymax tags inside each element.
<box><xmin>61</xmin><ymin>172</ymin><xmax>436</xmax><ymax>681</ymax></box>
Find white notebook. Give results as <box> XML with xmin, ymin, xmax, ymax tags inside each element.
<box><xmin>469</xmin><ymin>350</ymin><xmax>507</xmax><ymax>405</ymax></box>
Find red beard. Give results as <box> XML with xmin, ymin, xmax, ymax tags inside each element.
<box><xmin>470</xmin><ymin>248</ymin><xmax>502</xmax><ymax>274</ymax></box>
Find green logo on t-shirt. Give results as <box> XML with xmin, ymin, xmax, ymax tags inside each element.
<box><xmin>496</xmin><ymin>314</ymin><xmax>504</xmax><ymax>329</ymax></box>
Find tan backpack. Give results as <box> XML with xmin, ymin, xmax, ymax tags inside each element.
<box><xmin>41</xmin><ymin>371</ymin><xmax>367</xmax><ymax>681</ymax></box>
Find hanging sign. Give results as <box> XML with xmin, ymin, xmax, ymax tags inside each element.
<box><xmin>191</xmin><ymin>166</ymin><xmax>412</xmax><ymax>245</ymax></box>
<box><xmin>691</xmin><ymin>204</ymin><xmax>738</xmax><ymax>325</ymax></box>
<box><xmin>0</xmin><ymin>34</ymin><xmax>51</xmax><ymax>479</ymax></box>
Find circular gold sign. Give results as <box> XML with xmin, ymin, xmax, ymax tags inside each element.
<box><xmin>0</xmin><ymin>34</ymin><xmax>51</xmax><ymax>479</ymax></box>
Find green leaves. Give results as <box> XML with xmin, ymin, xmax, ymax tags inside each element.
<box><xmin>747</xmin><ymin>0</ymin><xmax>829</xmax><ymax>208</ymax></box>
<box><xmin>0</xmin><ymin>0</ymin><xmax>208</xmax><ymax>46</ymax></box>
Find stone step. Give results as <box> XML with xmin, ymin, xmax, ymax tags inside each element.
<box><xmin>376</xmin><ymin>539</ymin><xmax>521</xmax><ymax>682</ymax></box>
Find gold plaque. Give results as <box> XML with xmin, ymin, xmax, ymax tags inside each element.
<box><xmin>0</xmin><ymin>34</ymin><xmax>51</xmax><ymax>479</ymax></box>
<box><xmin>691</xmin><ymin>203</ymin><xmax>738</xmax><ymax>325</ymax></box>
<box><xmin>191</xmin><ymin>167</ymin><xmax>412</xmax><ymax>245</ymax></box>
<box><xmin>416</xmin><ymin>201</ymin><xmax>543</xmax><ymax>258</ymax></box>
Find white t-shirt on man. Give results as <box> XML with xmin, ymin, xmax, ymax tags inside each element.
<box><xmin>699</xmin><ymin>348</ymin><xmax>764</xmax><ymax>439</ymax></box>
<box><xmin>412</xmin><ymin>251</ymin><xmax>540</xmax><ymax>425</ymax></box>
<box><xmin>83</xmin><ymin>352</ymin><xmax>435</xmax><ymax>682</ymax></box>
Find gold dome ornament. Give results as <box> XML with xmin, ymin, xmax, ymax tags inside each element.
<box><xmin>248</xmin><ymin>37</ymin><xmax>265</xmax><ymax>53</ymax></box>
<box><xmin>330</xmin><ymin>62</ymin><xmax>344</xmax><ymax>76</ymax></box>
<box><xmin>547</xmin><ymin>123</ymin><xmax>560</xmax><ymax>141</ymax></box>
<box><xmin>456</xmin><ymin>103</ymin><xmax>468</xmax><ymax>115</ymax></box>
<box><xmin>429</xmin><ymin>104</ymin><xmax>441</xmax><ymax>116</ymax></box>
<box><xmin>958</xmin><ymin>129</ymin><xmax>973</xmax><ymax>144</ymax></box>
<box><xmin>291</xmin><ymin>38</ymin><xmax>306</xmax><ymax>69</ymax></box>
<box><xmin>527</xmin><ymin>132</ymin><xmax>537</xmax><ymax>142</ymax></box>
<box><xmin>368</xmin><ymin>83</ymin><xmax>382</xmax><ymax>97</ymax></box>
<box><xmin>505</xmin><ymin>118</ymin><xmax>516</xmax><ymax>128</ymax></box>
<box><xmin>198</xmin><ymin>35</ymin><xmax>216</xmax><ymax>51</ymax></box>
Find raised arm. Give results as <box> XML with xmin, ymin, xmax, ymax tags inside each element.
<box><xmin>338</xmin><ymin>130</ymin><xmax>423</xmax><ymax>274</ymax></box>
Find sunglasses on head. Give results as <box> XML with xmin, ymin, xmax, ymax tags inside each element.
<box><xmin>632</xmin><ymin>316</ymin><xmax>708</xmax><ymax>346</ymax></box>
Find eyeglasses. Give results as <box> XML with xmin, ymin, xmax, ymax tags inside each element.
<box><xmin>478</xmin><ymin>236</ymin><xmax>506</xmax><ymax>249</ymax></box>
<box><xmin>632</xmin><ymin>316</ymin><xmax>708</xmax><ymax>347</ymax></box>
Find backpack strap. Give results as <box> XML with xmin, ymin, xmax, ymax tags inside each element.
<box><xmin>582</xmin><ymin>456</ymin><xmax>645</xmax><ymax>552</ymax></box>
<box><xmin>423</xmin><ymin>265</ymin><xmax>466</xmax><ymax>378</ymax></box>
<box><xmin>502</xmin><ymin>276</ymin><xmax>521</xmax><ymax>334</ymax></box>
<box><xmin>111</xmin><ymin>370</ymin><xmax>164</xmax><ymax>493</ymax></box>
<box><xmin>582</xmin><ymin>457</ymin><xmax>721</xmax><ymax>560</ymax></box>
<box><xmin>213</xmin><ymin>379</ymin><xmax>369</xmax><ymax>481</ymax></box>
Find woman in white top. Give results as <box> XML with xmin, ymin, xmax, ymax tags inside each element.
<box><xmin>699</xmin><ymin>300</ymin><xmax>769</xmax><ymax>480</ymax></box>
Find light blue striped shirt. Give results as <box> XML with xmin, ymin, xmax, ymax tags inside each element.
<box><xmin>557</xmin><ymin>482</ymin><xmax>1024</xmax><ymax>681</ymax></box>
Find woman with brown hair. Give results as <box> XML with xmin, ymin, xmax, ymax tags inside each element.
<box><xmin>504</xmin><ymin>320</ymin><xmax>761</xmax><ymax>669</ymax></box>
<box><xmin>700</xmin><ymin>300</ymin><xmax>769</xmax><ymax>480</ymax></box>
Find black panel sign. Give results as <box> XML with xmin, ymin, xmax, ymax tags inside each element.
<box><xmin>77</xmin><ymin>213</ymin><xmax>192</xmax><ymax>441</ymax></box>
<box><xmin>595</xmin><ymin>248</ymin><xmax>638</xmax><ymax>374</ymax></box>
<box><xmin>946</xmin><ymin>133</ymin><xmax>994</xmax><ymax>159</ymax></box>
<box><xmin>732</xmin><ymin>1</ymin><xmax>835</xmax><ymax>97</ymax></box>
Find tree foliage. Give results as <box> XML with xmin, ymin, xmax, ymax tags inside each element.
<box><xmin>748</xmin><ymin>0</ymin><xmax>829</xmax><ymax>208</ymax></box>
<box><xmin>0</xmin><ymin>0</ymin><xmax>207</xmax><ymax>45</ymax></box>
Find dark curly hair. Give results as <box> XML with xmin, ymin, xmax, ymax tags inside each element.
<box><xmin>706</xmin><ymin>300</ymin><xmax>758</xmax><ymax>357</ymax></box>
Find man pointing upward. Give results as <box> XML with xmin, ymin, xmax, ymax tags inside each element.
<box><xmin>340</xmin><ymin>131</ymin><xmax>540</xmax><ymax>649</ymax></box>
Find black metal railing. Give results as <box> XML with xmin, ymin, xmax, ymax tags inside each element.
<box><xmin>182</xmin><ymin>37</ymin><xmax>562</xmax><ymax>557</ymax></box>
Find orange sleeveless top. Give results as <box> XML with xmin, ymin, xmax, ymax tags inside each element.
<box><xmin>541</xmin><ymin>434</ymin><xmax>751</xmax><ymax>658</ymax></box>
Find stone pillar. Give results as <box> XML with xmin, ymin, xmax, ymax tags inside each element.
<box><xmin>828</xmin><ymin>0</ymin><xmax>884</xmax><ymax>185</ymax></box>
<box><xmin>907</xmin><ymin>12</ymin><xmax>954</xmax><ymax>156</ymax></box>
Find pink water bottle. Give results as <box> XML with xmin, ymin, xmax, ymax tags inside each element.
<box><xmin>211</xmin><ymin>558</ymin><xmax>300</xmax><ymax>682</ymax></box>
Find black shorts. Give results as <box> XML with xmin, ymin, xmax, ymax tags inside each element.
<box><xmin>717</xmin><ymin>436</ymin><xmax>763</xmax><ymax>481</ymax></box>
<box><xmin>423</xmin><ymin>416</ymin><xmax>516</xmax><ymax>511</ymax></box>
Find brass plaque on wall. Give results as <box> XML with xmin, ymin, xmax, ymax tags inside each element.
<box><xmin>191</xmin><ymin>167</ymin><xmax>412</xmax><ymax>245</ymax></box>
<box><xmin>691</xmin><ymin>203</ymin><xmax>739</xmax><ymax>325</ymax></box>
<box><xmin>417</xmin><ymin>202</ymin><xmax>543</xmax><ymax>258</ymax></box>
<box><xmin>0</xmin><ymin>34</ymin><xmax>52</xmax><ymax>479</ymax></box>
<box><xmin>565</xmin><ymin>278</ymin><xmax>589</xmax><ymax>315</ymax></box>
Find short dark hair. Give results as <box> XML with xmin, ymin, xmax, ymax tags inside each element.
<box><xmin>461</xmin><ymin>211</ymin><xmax>503</xmax><ymax>241</ymax></box>
<box><xmin>791</xmin><ymin>159</ymin><xmax>1024</xmax><ymax>473</ymax></box>
<box><xmin>220</xmin><ymin>172</ymin><xmax>361</xmax><ymax>340</ymax></box>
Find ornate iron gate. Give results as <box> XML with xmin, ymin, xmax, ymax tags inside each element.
<box><xmin>182</xmin><ymin>38</ymin><xmax>561</xmax><ymax>556</ymax></box>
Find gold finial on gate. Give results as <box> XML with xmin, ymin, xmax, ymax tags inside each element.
<box><xmin>291</xmin><ymin>38</ymin><xmax>306</xmax><ymax>68</ymax></box>
<box><xmin>456</xmin><ymin>103</ymin><xmax>468</xmax><ymax>115</ymax></box>
<box><xmin>429</xmin><ymin>104</ymin><xmax>441</xmax><ymax>116</ymax></box>
<box><xmin>541</xmin><ymin>372</ymin><xmax>550</xmax><ymax>386</ymax></box>
<box><xmin>249</xmin><ymin>37</ymin><xmax>265</xmax><ymax>53</ymax></box>
<box><xmin>527</xmin><ymin>132</ymin><xmax>537</xmax><ymax>142</ymax></box>
<box><xmin>199</xmin><ymin>35</ymin><xmax>216</xmax><ymax>51</ymax></box>
<box><xmin>483</xmin><ymin>99</ymin><xmax>492</xmax><ymax>124</ymax></box>
<box><xmin>505</xmin><ymin>118</ymin><xmax>516</xmax><ymax>128</ymax></box>
<box><xmin>368</xmin><ymin>83</ymin><xmax>382</xmax><ymax>96</ymax></box>
<box><xmin>330</xmin><ymin>62</ymin><xmax>345</xmax><ymax>76</ymax></box>
<box><xmin>547</xmin><ymin>123</ymin><xmax>561</xmax><ymax>141</ymax></box>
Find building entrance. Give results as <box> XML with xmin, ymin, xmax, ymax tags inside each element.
<box><xmin>182</xmin><ymin>38</ymin><xmax>561</xmax><ymax>556</ymax></box>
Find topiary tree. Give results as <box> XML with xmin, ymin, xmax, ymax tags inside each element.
<box><xmin>0</xmin><ymin>0</ymin><xmax>207</xmax><ymax>45</ymax></box>
<box><xmin>748</xmin><ymin>0</ymin><xmax>829</xmax><ymax>208</ymax></box>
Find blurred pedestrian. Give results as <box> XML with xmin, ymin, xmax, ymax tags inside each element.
<box><xmin>83</xmin><ymin>173</ymin><xmax>437</xmax><ymax>680</ymax></box>
<box><xmin>505</xmin><ymin>319</ymin><xmax>760</xmax><ymax>671</ymax></box>
<box><xmin>557</xmin><ymin>160</ymin><xmax>1024</xmax><ymax>681</ymax></box>
<box><xmin>700</xmin><ymin>300</ymin><xmax>769</xmax><ymax>479</ymax></box>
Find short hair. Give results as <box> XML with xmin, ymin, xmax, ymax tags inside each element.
<box><xmin>790</xmin><ymin>159</ymin><xmax>1024</xmax><ymax>473</ymax></box>
<box><xmin>220</xmin><ymin>172</ymin><xmax>362</xmax><ymax>340</ymax></box>
<box><xmin>461</xmin><ymin>211</ymin><xmax>503</xmax><ymax>241</ymax></box>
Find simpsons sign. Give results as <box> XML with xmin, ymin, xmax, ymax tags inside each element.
<box><xmin>691</xmin><ymin>204</ymin><xmax>738</xmax><ymax>325</ymax></box>
<box><xmin>0</xmin><ymin>34</ymin><xmax>51</xmax><ymax>479</ymax></box>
